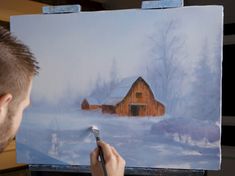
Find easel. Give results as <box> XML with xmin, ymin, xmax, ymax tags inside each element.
<box><xmin>28</xmin><ymin>1</ymin><xmax>206</xmax><ymax>175</ymax></box>
<box><xmin>29</xmin><ymin>164</ymin><xmax>205</xmax><ymax>176</ymax></box>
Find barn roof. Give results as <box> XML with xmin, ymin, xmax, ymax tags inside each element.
<box><xmin>102</xmin><ymin>76</ymin><xmax>156</xmax><ymax>105</ymax></box>
<box><xmin>85</xmin><ymin>97</ymin><xmax>100</xmax><ymax>104</ymax></box>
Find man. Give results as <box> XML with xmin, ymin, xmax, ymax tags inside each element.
<box><xmin>0</xmin><ymin>27</ymin><xmax>125</xmax><ymax>176</ymax></box>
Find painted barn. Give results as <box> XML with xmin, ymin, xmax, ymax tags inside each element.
<box><xmin>81</xmin><ymin>97</ymin><xmax>101</xmax><ymax>110</ymax></box>
<box><xmin>102</xmin><ymin>76</ymin><xmax>165</xmax><ymax>117</ymax></box>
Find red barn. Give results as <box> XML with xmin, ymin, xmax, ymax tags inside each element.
<box><xmin>102</xmin><ymin>77</ymin><xmax>165</xmax><ymax>117</ymax></box>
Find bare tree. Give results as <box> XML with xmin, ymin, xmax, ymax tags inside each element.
<box><xmin>110</xmin><ymin>58</ymin><xmax>119</xmax><ymax>91</ymax></box>
<box><xmin>90</xmin><ymin>58</ymin><xmax>120</xmax><ymax>103</ymax></box>
<box><xmin>146</xmin><ymin>20</ymin><xmax>187</xmax><ymax>115</ymax></box>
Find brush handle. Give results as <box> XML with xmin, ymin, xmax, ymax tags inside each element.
<box><xmin>96</xmin><ymin>137</ymin><xmax>108</xmax><ymax>176</ymax></box>
<box><xmin>99</xmin><ymin>146</ymin><xmax>108</xmax><ymax>176</ymax></box>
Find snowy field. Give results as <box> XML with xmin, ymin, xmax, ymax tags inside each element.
<box><xmin>17</xmin><ymin>108</ymin><xmax>220</xmax><ymax>170</ymax></box>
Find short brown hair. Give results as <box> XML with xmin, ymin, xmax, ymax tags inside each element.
<box><xmin>0</xmin><ymin>27</ymin><xmax>39</xmax><ymax>106</ymax></box>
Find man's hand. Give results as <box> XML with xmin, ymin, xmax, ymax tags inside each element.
<box><xmin>90</xmin><ymin>140</ymin><xmax>125</xmax><ymax>176</ymax></box>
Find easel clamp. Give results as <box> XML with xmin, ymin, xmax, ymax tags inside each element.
<box><xmin>141</xmin><ymin>0</ymin><xmax>183</xmax><ymax>9</ymax></box>
<box><xmin>42</xmin><ymin>4</ymin><xmax>81</xmax><ymax>14</ymax></box>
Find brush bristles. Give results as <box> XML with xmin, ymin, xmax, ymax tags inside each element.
<box><xmin>90</xmin><ymin>125</ymin><xmax>100</xmax><ymax>138</ymax></box>
<box><xmin>91</xmin><ymin>125</ymin><xmax>99</xmax><ymax>130</ymax></box>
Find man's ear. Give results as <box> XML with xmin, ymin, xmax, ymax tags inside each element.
<box><xmin>0</xmin><ymin>94</ymin><xmax>13</xmax><ymax>122</ymax></box>
<box><xmin>0</xmin><ymin>94</ymin><xmax>13</xmax><ymax>107</ymax></box>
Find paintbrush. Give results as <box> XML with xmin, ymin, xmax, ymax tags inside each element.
<box><xmin>90</xmin><ymin>125</ymin><xmax>108</xmax><ymax>176</ymax></box>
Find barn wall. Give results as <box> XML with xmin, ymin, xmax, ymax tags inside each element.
<box><xmin>89</xmin><ymin>105</ymin><xmax>102</xmax><ymax>110</ymax></box>
<box><xmin>157</xmin><ymin>101</ymin><xmax>165</xmax><ymax>115</ymax></box>
<box><xmin>102</xmin><ymin>105</ymin><xmax>116</xmax><ymax>114</ymax></box>
<box><xmin>81</xmin><ymin>99</ymin><xmax>89</xmax><ymax>110</ymax></box>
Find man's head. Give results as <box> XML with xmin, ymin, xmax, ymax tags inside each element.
<box><xmin>0</xmin><ymin>27</ymin><xmax>39</xmax><ymax>152</ymax></box>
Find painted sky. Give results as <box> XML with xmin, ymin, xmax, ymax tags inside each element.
<box><xmin>11</xmin><ymin>6</ymin><xmax>223</xmax><ymax>105</ymax></box>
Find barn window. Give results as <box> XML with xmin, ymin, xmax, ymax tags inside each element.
<box><xmin>136</xmin><ymin>92</ymin><xmax>142</xmax><ymax>98</ymax></box>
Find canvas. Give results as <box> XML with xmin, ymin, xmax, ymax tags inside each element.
<box><xmin>11</xmin><ymin>6</ymin><xmax>223</xmax><ymax>170</ymax></box>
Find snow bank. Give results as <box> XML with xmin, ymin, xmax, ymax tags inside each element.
<box><xmin>150</xmin><ymin>117</ymin><xmax>220</xmax><ymax>147</ymax></box>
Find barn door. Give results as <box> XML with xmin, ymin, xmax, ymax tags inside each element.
<box><xmin>130</xmin><ymin>105</ymin><xmax>139</xmax><ymax>116</ymax></box>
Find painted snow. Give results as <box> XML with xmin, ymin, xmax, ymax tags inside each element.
<box><xmin>11</xmin><ymin>6</ymin><xmax>223</xmax><ymax>170</ymax></box>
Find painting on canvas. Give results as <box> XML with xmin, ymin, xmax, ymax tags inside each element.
<box><xmin>11</xmin><ymin>6</ymin><xmax>223</xmax><ymax>170</ymax></box>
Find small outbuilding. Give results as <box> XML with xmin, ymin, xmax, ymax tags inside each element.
<box><xmin>81</xmin><ymin>97</ymin><xmax>101</xmax><ymax>110</ymax></box>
